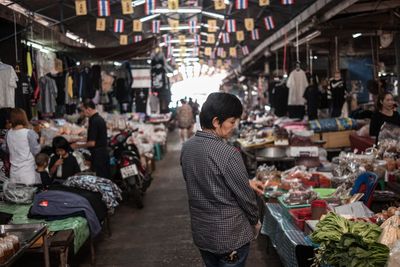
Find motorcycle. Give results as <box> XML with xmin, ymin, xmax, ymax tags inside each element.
<box><xmin>109</xmin><ymin>130</ymin><xmax>152</xmax><ymax>209</ymax></box>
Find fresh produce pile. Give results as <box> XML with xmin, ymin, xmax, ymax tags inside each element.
<box><xmin>311</xmin><ymin>212</ymin><xmax>389</xmax><ymax>267</ymax></box>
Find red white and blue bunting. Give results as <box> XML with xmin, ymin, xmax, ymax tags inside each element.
<box><xmin>152</xmin><ymin>20</ymin><xmax>160</xmax><ymax>33</ymax></box>
<box><xmin>264</xmin><ymin>16</ymin><xmax>275</xmax><ymax>30</ymax></box>
<box><xmin>225</xmin><ymin>19</ymin><xmax>237</xmax><ymax>33</ymax></box>
<box><xmin>114</xmin><ymin>19</ymin><xmax>124</xmax><ymax>32</ymax></box>
<box><xmin>98</xmin><ymin>0</ymin><xmax>110</xmax><ymax>16</ymax></box>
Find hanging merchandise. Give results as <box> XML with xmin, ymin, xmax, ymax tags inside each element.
<box><xmin>225</xmin><ymin>19</ymin><xmax>237</xmax><ymax>33</ymax></box>
<box><xmin>207</xmin><ymin>34</ymin><xmax>215</xmax><ymax>44</ymax></box>
<box><xmin>0</xmin><ymin>62</ymin><xmax>18</xmax><ymax>108</ymax></box>
<box><xmin>146</xmin><ymin>93</ymin><xmax>160</xmax><ymax>115</ymax></box>
<box><xmin>241</xmin><ymin>45</ymin><xmax>249</xmax><ymax>55</ymax></box>
<box><xmin>98</xmin><ymin>0</ymin><xmax>111</xmax><ymax>16</ymax></box>
<box><xmin>259</xmin><ymin>0</ymin><xmax>270</xmax><ymax>6</ymax></box>
<box><xmin>236</xmin><ymin>31</ymin><xmax>244</xmax><ymax>42</ymax></box>
<box><xmin>251</xmin><ymin>29</ymin><xmax>259</xmax><ymax>40</ymax></box>
<box><xmin>75</xmin><ymin>0</ymin><xmax>87</xmax><ymax>15</ymax></box>
<box><xmin>244</xmin><ymin>18</ymin><xmax>254</xmax><ymax>31</ymax></box>
<box><xmin>152</xmin><ymin>20</ymin><xmax>160</xmax><ymax>33</ymax></box>
<box><xmin>145</xmin><ymin>0</ymin><xmax>155</xmax><ymax>15</ymax></box>
<box><xmin>281</xmin><ymin>0</ymin><xmax>295</xmax><ymax>5</ymax></box>
<box><xmin>229</xmin><ymin>47</ymin><xmax>237</xmax><ymax>57</ymax></box>
<box><xmin>133</xmin><ymin>35</ymin><xmax>142</xmax><ymax>43</ymax></box>
<box><xmin>114</xmin><ymin>19</ymin><xmax>125</xmax><ymax>33</ymax></box>
<box><xmin>264</xmin><ymin>16</ymin><xmax>275</xmax><ymax>30</ymax></box>
<box><xmin>120</xmin><ymin>35</ymin><xmax>128</xmax><ymax>45</ymax></box>
<box><xmin>214</xmin><ymin>0</ymin><xmax>226</xmax><ymax>10</ymax></box>
<box><xmin>188</xmin><ymin>20</ymin><xmax>197</xmax><ymax>33</ymax></box>
<box><xmin>286</xmin><ymin>63</ymin><xmax>309</xmax><ymax>106</ymax></box>
<box><xmin>96</xmin><ymin>18</ymin><xmax>106</xmax><ymax>31</ymax></box>
<box><xmin>207</xmin><ymin>20</ymin><xmax>217</xmax><ymax>32</ymax></box>
<box><xmin>235</xmin><ymin>0</ymin><xmax>248</xmax><ymax>9</ymax></box>
<box><xmin>37</xmin><ymin>75</ymin><xmax>57</xmax><ymax>114</ymax></box>
<box><xmin>133</xmin><ymin>20</ymin><xmax>142</xmax><ymax>32</ymax></box>
<box><xmin>222</xmin><ymin>33</ymin><xmax>230</xmax><ymax>44</ymax></box>
<box><xmin>121</xmin><ymin>0</ymin><xmax>134</xmax><ymax>14</ymax></box>
<box><xmin>168</xmin><ymin>0</ymin><xmax>179</xmax><ymax>10</ymax></box>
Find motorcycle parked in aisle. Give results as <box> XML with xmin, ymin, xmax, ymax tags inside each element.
<box><xmin>109</xmin><ymin>130</ymin><xmax>152</xmax><ymax>209</ymax></box>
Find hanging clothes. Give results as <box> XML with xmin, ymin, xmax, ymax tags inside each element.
<box><xmin>287</xmin><ymin>69</ymin><xmax>309</xmax><ymax>106</ymax></box>
<box><xmin>330</xmin><ymin>78</ymin><xmax>346</xmax><ymax>117</ymax></box>
<box><xmin>37</xmin><ymin>75</ymin><xmax>57</xmax><ymax>114</ymax></box>
<box><xmin>0</xmin><ymin>62</ymin><xmax>18</xmax><ymax>108</ymax></box>
<box><xmin>15</xmin><ymin>73</ymin><xmax>33</xmax><ymax>118</ymax></box>
<box><xmin>79</xmin><ymin>67</ymin><xmax>96</xmax><ymax>100</ymax></box>
<box><xmin>272</xmin><ymin>83</ymin><xmax>289</xmax><ymax>117</ymax></box>
<box><xmin>303</xmin><ymin>84</ymin><xmax>319</xmax><ymax>120</ymax></box>
<box><xmin>146</xmin><ymin>93</ymin><xmax>160</xmax><ymax>114</ymax></box>
<box><xmin>135</xmin><ymin>89</ymin><xmax>148</xmax><ymax>113</ymax></box>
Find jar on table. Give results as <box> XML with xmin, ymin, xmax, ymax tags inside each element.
<box><xmin>311</xmin><ymin>200</ymin><xmax>328</xmax><ymax>220</ymax></box>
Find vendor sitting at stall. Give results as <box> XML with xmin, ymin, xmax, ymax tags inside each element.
<box><xmin>369</xmin><ymin>92</ymin><xmax>400</xmax><ymax>142</ymax></box>
<box><xmin>49</xmin><ymin>136</ymin><xmax>80</xmax><ymax>181</ymax></box>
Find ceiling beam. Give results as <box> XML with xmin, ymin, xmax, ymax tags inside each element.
<box><xmin>341</xmin><ymin>0</ymin><xmax>400</xmax><ymax>14</ymax></box>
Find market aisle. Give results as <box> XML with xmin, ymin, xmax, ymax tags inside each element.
<box><xmin>79</xmin><ymin>130</ymin><xmax>281</xmax><ymax>267</ymax></box>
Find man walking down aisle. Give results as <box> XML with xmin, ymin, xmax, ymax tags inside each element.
<box><xmin>181</xmin><ymin>92</ymin><xmax>264</xmax><ymax>267</ymax></box>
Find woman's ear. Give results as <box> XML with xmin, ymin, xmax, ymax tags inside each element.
<box><xmin>211</xmin><ymin>117</ymin><xmax>220</xmax><ymax>129</ymax></box>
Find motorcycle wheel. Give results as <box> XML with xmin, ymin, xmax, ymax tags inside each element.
<box><xmin>130</xmin><ymin>185</ymin><xmax>144</xmax><ymax>209</ymax></box>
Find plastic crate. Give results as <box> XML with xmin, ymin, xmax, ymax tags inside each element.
<box><xmin>289</xmin><ymin>207</ymin><xmax>312</xmax><ymax>231</ymax></box>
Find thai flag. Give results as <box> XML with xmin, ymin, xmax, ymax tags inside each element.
<box><xmin>189</xmin><ymin>20</ymin><xmax>197</xmax><ymax>33</ymax></box>
<box><xmin>251</xmin><ymin>29</ymin><xmax>259</xmax><ymax>40</ymax></box>
<box><xmin>192</xmin><ymin>47</ymin><xmax>199</xmax><ymax>56</ymax></box>
<box><xmin>242</xmin><ymin>45</ymin><xmax>249</xmax><ymax>55</ymax></box>
<box><xmin>226</xmin><ymin>59</ymin><xmax>232</xmax><ymax>66</ymax></box>
<box><xmin>208</xmin><ymin>59</ymin><xmax>213</xmax><ymax>66</ymax></box>
<box><xmin>235</xmin><ymin>0</ymin><xmax>248</xmax><ymax>9</ymax></box>
<box><xmin>210</xmin><ymin>50</ymin><xmax>216</xmax><ymax>59</ymax></box>
<box><xmin>145</xmin><ymin>0</ymin><xmax>155</xmax><ymax>15</ymax></box>
<box><xmin>152</xmin><ymin>20</ymin><xmax>160</xmax><ymax>33</ymax></box>
<box><xmin>226</xmin><ymin>19</ymin><xmax>236</xmax><ymax>33</ymax></box>
<box><xmin>217</xmin><ymin>47</ymin><xmax>224</xmax><ymax>57</ymax></box>
<box><xmin>194</xmin><ymin>34</ymin><xmax>201</xmax><ymax>46</ymax></box>
<box><xmin>281</xmin><ymin>0</ymin><xmax>294</xmax><ymax>4</ymax></box>
<box><xmin>167</xmin><ymin>46</ymin><xmax>172</xmax><ymax>57</ymax></box>
<box><xmin>264</xmin><ymin>16</ymin><xmax>275</xmax><ymax>30</ymax></box>
<box><xmin>114</xmin><ymin>19</ymin><xmax>124</xmax><ymax>33</ymax></box>
<box><xmin>163</xmin><ymin>34</ymin><xmax>171</xmax><ymax>45</ymax></box>
<box><xmin>134</xmin><ymin>35</ymin><xmax>142</xmax><ymax>42</ymax></box>
<box><xmin>222</xmin><ymin>33</ymin><xmax>230</xmax><ymax>44</ymax></box>
<box><xmin>98</xmin><ymin>0</ymin><xmax>110</xmax><ymax>16</ymax></box>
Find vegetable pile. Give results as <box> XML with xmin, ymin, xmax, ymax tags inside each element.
<box><xmin>311</xmin><ymin>212</ymin><xmax>389</xmax><ymax>267</ymax></box>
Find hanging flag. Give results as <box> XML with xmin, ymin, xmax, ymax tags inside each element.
<box><xmin>167</xmin><ymin>46</ymin><xmax>173</xmax><ymax>57</ymax></box>
<box><xmin>75</xmin><ymin>0</ymin><xmax>87</xmax><ymax>15</ymax></box>
<box><xmin>217</xmin><ymin>59</ymin><xmax>223</xmax><ymax>67</ymax></box>
<box><xmin>251</xmin><ymin>29</ymin><xmax>259</xmax><ymax>40</ymax></box>
<box><xmin>189</xmin><ymin>20</ymin><xmax>197</xmax><ymax>33</ymax></box>
<box><xmin>205</xmin><ymin>47</ymin><xmax>212</xmax><ymax>56</ymax></box>
<box><xmin>179</xmin><ymin>35</ymin><xmax>186</xmax><ymax>45</ymax></box>
<box><xmin>163</xmin><ymin>34</ymin><xmax>171</xmax><ymax>45</ymax></box>
<box><xmin>121</xmin><ymin>0</ymin><xmax>134</xmax><ymax>14</ymax></box>
<box><xmin>241</xmin><ymin>45</ymin><xmax>249</xmax><ymax>55</ymax></box>
<box><xmin>208</xmin><ymin>20</ymin><xmax>217</xmax><ymax>32</ymax></box>
<box><xmin>281</xmin><ymin>0</ymin><xmax>294</xmax><ymax>5</ymax></box>
<box><xmin>217</xmin><ymin>47</ymin><xmax>224</xmax><ymax>57</ymax></box>
<box><xmin>194</xmin><ymin>34</ymin><xmax>201</xmax><ymax>46</ymax></box>
<box><xmin>133</xmin><ymin>20</ymin><xmax>142</xmax><ymax>32</ymax></box>
<box><xmin>120</xmin><ymin>35</ymin><xmax>128</xmax><ymax>45</ymax></box>
<box><xmin>98</xmin><ymin>0</ymin><xmax>111</xmax><ymax>16</ymax></box>
<box><xmin>264</xmin><ymin>16</ymin><xmax>275</xmax><ymax>30</ymax></box>
<box><xmin>226</xmin><ymin>19</ymin><xmax>236</xmax><ymax>33</ymax></box>
<box><xmin>221</xmin><ymin>33</ymin><xmax>230</xmax><ymax>44</ymax></box>
<box><xmin>192</xmin><ymin>47</ymin><xmax>199</xmax><ymax>56</ymax></box>
<box><xmin>169</xmin><ymin>19</ymin><xmax>179</xmax><ymax>32</ymax></box>
<box><xmin>259</xmin><ymin>0</ymin><xmax>270</xmax><ymax>6</ymax></box>
<box><xmin>96</xmin><ymin>18</ymin><xmax>106</xmax><ymax>31</ymax></box>
<box><xmin>145</xmin><ymin>0</ymin><xmax>155</xmax><ymax>15</ymax></box>
<box><xmin>225</xmin><ymin>59</ymin><xmax>232</xmax><ymax>66</ymax></box>
<box><xmin>236</xmin><ymin>31</ymin><xmax>244</xmax><ymax>42</ymax></box>
<box><xmin>235</xmin><ymin>0</ymin><xmax>248</xmax><ymax>9</ymax></box>
<box><xmin>244</xmin><ymin>18</ymin><xmax>254</xmax><ymax>31</ymax></box>
<box><xmin>221</xmin><ymin>50</ymin><xmax>227</xmax><ymax>58</ymax></box>
<box><xmin>179</xmin><ymin>47</ymin><xmax>186</xmax><ymax>57</ymax></box>
<box><xmin>134</xmin><ymin>35</ymin><xmax>142</xmax><ymax>42</ymax></box>
<box><xmin>168</xmin><ymin>0</ymin><xmax>179</xmax><ymax>10</ymax></box>
<box><xmin>214</xmin><ymin>0</ymin><xmax>226</xmax><ymax>10</ymax></box>
<box><xmin>229</xmin><ymin>47</ymin><xmax>237</xmax><ymax>57</ymax></box>
<box><xmin>208</xmin><ymin>59</ymin><xmax>214</xmax><ymax>66</ymax></box>
<box><xmin>207</xmin><ymin>33</ymin><xmax>215</xmax><ymax>44</ymax></box>
<box><xmin>114</xmin><ymin>19</ymin><xmax>125</xmax><ymax>32</ymax></box>
<box><xmin>210</xmin><ymin>50</ymin><xmax>216</xmax><ymax>59</ymax></box>
<box><xmin>152</xmin><ymin>20</ymin><xmax>160</xmax><ymax>33</ymax></box>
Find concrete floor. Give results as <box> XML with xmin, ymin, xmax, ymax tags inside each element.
<box><xmin>17</xmin><ymin>130</ymin><xmax>283</xmax><ymax>266</ymax></box>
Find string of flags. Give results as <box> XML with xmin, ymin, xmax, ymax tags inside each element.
<box><xmin>241</xmin><ymin>45</ymin><xmax>249</xmax><ymax>55</ymax></box>
<box><xmin>189</xmin><ymin>20</ymin><xmax>197</xmax><ymax>34</ymax></box>
<box><xmin>264</xmin><ymin>16</ymin><xmax>275</xmax><ymax>30</ymax></box>
<box><xmin>251</xmin><ymin>29</ymin><xmax>260</xmax><ymax>40</ymax></box>
<box><xmin>235</xmin><ymin>0</ymin><xmax>248</xmax><ymax>10</ymax></box>
<box><xmin>133</xmin><ymin>35</ymin><xmax>143</xmax><ymax>43</ymax></box>
<box><xmin>152</xmin><ymin>20</ymin><xmax>160</xmax><ymax>33</ymax></box>
<box><xmin>98</xmin><ymin>0</ymin><xmax>111</xmax><ymax>17</ymax></box>
<box><xmin>113</xmin><ymin>19</ymin><xmax>124</xmax><ymax>33</ymax></box>
<box><xmin>226</xmin><ymin>19</ymin><xmax>237</xmax><ymax>33</ymax></box>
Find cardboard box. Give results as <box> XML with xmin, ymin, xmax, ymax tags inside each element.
<box><xmin>321</xmin><ymin>130</ymin><xmax>354</xmax><ymax>149</ymax></box>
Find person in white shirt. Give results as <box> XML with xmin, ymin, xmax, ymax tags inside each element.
<box><xmin>5</xmin><ymin>108</ymin><xmax>41</xmax><ymax>184</ymax></box>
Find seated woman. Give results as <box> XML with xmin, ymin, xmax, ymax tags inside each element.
<box><xmin>49</xmin><ymin>136</ymin><xmax>81</xmax><ymax>181</ymax></box>
<box><xmin>369</xmin><ymin>92</ymin><xmax>400</xmax><ymax>142</ymax></box>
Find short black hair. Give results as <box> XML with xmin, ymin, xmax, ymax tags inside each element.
<box><xmin>376</xmin><ymin>92</ymin><xmax>393</xmax><ymax>111</ymax></box>
<box><xmin>35</xmin><ymin>153</ymin><xmax>49</xmax><ymax>167</ymax></box>
<box><xmin>52</xmin><ymin>136</ymin><xmax>72</xmax><ymax>152</ymax></box>
<box><xmin>200</xmin><ymin>92</ymin><xmax>243</xmax><ymax>129</ymax></box>
<box><xmin>82</xmin><ymin>99</ymin><xmax>96</xmax><ymax>109</ymax></box>
<box><xmin>0</xmin><ymin>108</ymin><xmax>12</xmax><ymax>129</ymax></box>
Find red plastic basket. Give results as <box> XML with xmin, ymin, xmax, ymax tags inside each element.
<box><xmin>289</xmin><ymin>207</ymin><xmax>312</xmax><ymax>231</ymax></box>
